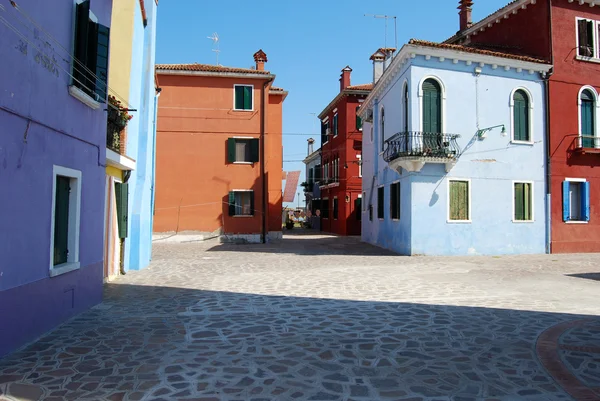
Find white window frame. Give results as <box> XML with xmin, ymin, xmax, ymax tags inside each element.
<box><xmin>357</xmin><ymin>155</ymin><xmax>362</xmax><ymax>178</ymax></box>
<box><xmin>402</xmin><ymin>79</ymin><xmax>410</xmax><ymax>133</ymax></box>
<box><xmin>512</xmin><ymin>181</ymin><xmax>534</xmax><ymax>223</ymax></box>
<box><xmin>50</xmin><ymin>165</ymin><xmax>82</xmax><ymax>277</ymax></box>
<box><xmin>418</xmin><ymin>75</ymin><xmax>447</xmax><ymax>133</ymax></box>
<box><xmin>231</xmin><ymin>189</ymin><xmax>254</xmax><ymax>217</ymax></box>
<box><xmin>509</xmin><ymin>87</ymin><xmax>535</xmax><ymax>145</ymax></box>
<box><xmin>575</xmin><ymin>17</ymin><xmax>600</xmax><ymax>62</ymax></box>
<box><xmin>323</xmin><ymin>121</ymin><xmax>330</xmax><ymax>145</ymax></box>
<box><xmin>233</xmin><ymin>84</ymin><xmax>254</xmax><ymax>111</ymax></box>
<box><xmin>447</xmin><ymin>178</ymin><xmax>472</xmax><ymax>223</ymax></box>
<box><xmin>577</xmin><ymin>85</ymin><xmax>600</xmax><ymax>148</ymax></box>
<box><xmin>564</xmin><ymin>177</ymin><xmax>589</xmax><ymax>224</ymax></box>
<box><xmin>390</xmin><ymin>180</ymin><xmax>401</xmax><ymax>222</ymax></box>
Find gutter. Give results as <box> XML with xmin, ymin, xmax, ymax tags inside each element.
<box><xmin>544</xmin><ymin>0</ymin><xmax>554</xmax><ymax>255</ymax></box>
<box><xmin>149</xmin><ymin>87</ymin><xmax>162</xmax><ymax>258</ymax></box>
<box><xmin>261</xmin><ymin>77</ymin><xmax>275</xmax><ymax>243</ymax></box>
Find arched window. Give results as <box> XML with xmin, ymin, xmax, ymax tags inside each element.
<box><xmin>422</xmin><ymin>79</ymin><xmax>442</xmax><ymax>133</ymax></box>
<box><xmin>404</xmin><ymin>83</ymin><xmax>409</xmax><ymax>133</ymax></box>
<box><xmin>581</xmin><ymin>89</ymin><xmax>596</xmax><ymax>148</ymax></box>
<box><xmin>513</xmin><ymin>90</ymin><xmax>530</xmax><ymax>142</ymax></box>
<box><xmin>380</xmin><ymin>108</ymin><xmax>385</xmax><ymax>152</ymax></box>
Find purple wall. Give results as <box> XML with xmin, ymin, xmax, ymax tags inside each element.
<box><xmin>0</xmin><ymin>0</ymin><xmax>113</xmax><ymax>357</ymax></box>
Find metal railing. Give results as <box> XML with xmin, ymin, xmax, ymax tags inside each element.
<box><xmin>383</xmin><ymin>131</ymin><xmax>461</xmax><ymax>163</ymax></box>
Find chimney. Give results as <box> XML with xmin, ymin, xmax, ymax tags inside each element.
<box><xmin>370</xmin><ymin>49</ymin><xmax>386</xmax><ymax>84</ymax></box>
<box><xmin>382</xmin><ymin>48</ymin><xmax>396</xmax><ymax>71</ymax></box>
<box><xmin>253</xmin><ymin>49</ymin><xmax>268</xmax><ymax>71</ymax></box>
<box><xmin>458</xmin><ymin>0</ymin><xmax>474</xmax><ymax>31</ymax></box>
<box><xmin>340</xmin><ymin>66</ymin><xmax>352</xmax><ymax>92</ymax></box>
<box><xmin>307</xmin><ymin>138</ymin><xmax>315</xmax><ymax>156</ymax></box>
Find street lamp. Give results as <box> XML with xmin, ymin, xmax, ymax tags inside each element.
<box><xmin>477</xmin><ymin>124</ymin><xmax>506</xmax><ymax>139</ymax></box>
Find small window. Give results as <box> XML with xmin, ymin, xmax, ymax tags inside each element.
<box><xmin>355</xmin><ymin>198</ymin><xmax>362</xmax><ymax>221</ymax></box>
<box><xmin>333</xmin><ymin>114</ymin><xmax>338</xmax><ymax>137</ymax></box>
<box><xmin>228</xmin><ymin>191</ymin><xmax>254</xmax><ymax>216</ymax></box>
<box><xmin>578</xmin><ymin>19</ymin><xmax>596</xmax><ymax>57</ymax></box>
<box><xmin>73</xmin><ymin>0</ymin><xmax>110</xmax><ymax>101</ymax></box>
<box><xmin>390</xmin><ymin>182</ymin><xmax>400</xmax><ymax>220</ymax></box>
<box><xmin>513</xmin><ymin>90</ymin><xmax>530</xmax><ymax>142</ymax></box>
<box><xmin>580</xmin><ymin>89</ymin><xmax>596</xmax><ymax>148</ymax></box>
<box><xmin>563</xmin><ymin>180</ymin><xmax>590</xmax><ymax>222</ymax></box>
<box><xmin>380</xmin><ymin>108</ymin><xmax>385</xmax><ymax>152</ymax></box>
<box><xmin>449</xmin><ymin>180</ymin><xmax>470</xmax><ymax>222</ymax></box>
<box><xmin>403</xmin><ymin>83</ymin><xmax>409</xmax><ymax>132</ymax></box>
<box><xmin>322</xmin><ymin>198</ymin><xmax>330</xmax><ymax>219</ymax></box>
<box><xmin>377</xmin><ymin>186</ymin><xmax>384</xmax><ymax>219</ymax></box>
<box><xmin>514</xmin><ymin>182</ymin><xmax>533</xmax><ymax>221</ymax></box>
<box><xmin>333</xmin><ymin>198</ymin><xmax>339</xmax><ymax>219</ymax></box>
<box><xmin>234</xmin><ymin>85</ymin><xmax>253</xmax><ymax>110</ymax></box>
<box><xmin>356</xmin><ymin>107</ymin><xmax>363</xmax><ymax>131</ymax></box>
<box><xmin>227</xmin><ymin>138</ymin><xmax>259</xmax><ymax>163</ymax></box>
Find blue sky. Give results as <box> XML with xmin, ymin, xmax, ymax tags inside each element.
<box><xmin>155</xmin><ymin>0</ymin><xmax>510</xmax><ymax>208</ymax></box>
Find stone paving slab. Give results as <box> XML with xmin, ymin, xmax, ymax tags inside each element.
<box><xmin>1</xmin><ymin>236</ymin><xmax>600</xmax><ymax>400</ymax></box>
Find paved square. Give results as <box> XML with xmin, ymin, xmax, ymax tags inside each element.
<box><xmin>1</xmin><ymin>235</ymin><xmax>600</xmax><ymax>401</ymax></box>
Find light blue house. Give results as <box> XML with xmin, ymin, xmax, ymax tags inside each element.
<box><xmin>359</xmin><ymin>41</ymin><xmax>552</xmax><ymax>256</ymax></box>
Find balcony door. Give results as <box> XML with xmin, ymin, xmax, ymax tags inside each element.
<box><xmin>422</xmin><ymin>79</ymin><xmax>441</xmax><ymax>134</ymax></box>
<box><xmin>581</xmin><ymin>89</ymin><xmax>595</xmax><ymax>148</ymax></box>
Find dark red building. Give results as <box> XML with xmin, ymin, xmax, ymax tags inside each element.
<box><xmin>318</xmin><ymin>66</ymin><xmax>371</xmax><ymax>236</ymax></box>
<box><xmin>448</xmin><ymin>0</ymin><xmax>600</xmax><ymax>253</ymax></box>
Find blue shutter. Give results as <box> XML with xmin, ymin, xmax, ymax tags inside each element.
<box><xmin>562</xmin><ymin>181</ymin><xmax>571</xmax><ymax>222</ymax></box>
<box><xmin>582</xmin><ymin>181</ymin><xmax>591</xmax><ymax>222</ymax></box>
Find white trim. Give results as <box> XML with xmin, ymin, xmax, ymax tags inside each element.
<box><xmin>233</xmin><ymin>161</ymin><xmax>253</xmax><ymax>165</ymax></box>
<box><xmin>231</xmin><ymin>189</ymin><xmax>254</xmax><ymax>192</ymax></box>
<box><xmin>512</xmin><ymin>181</ymin><xmax>535</xmax><ymax>223</ymax></box>
<box><xmin>322</xmin><ymin>116</ymin><xmax>330</xmax><ymax>123</ymax></box>
<box><xmin>106</xmin><ymin>149</ymin><xmax>136</xmax><ymax>170</ymax></box>
<box><xmin>577</xmin><ymin>85</ymin><xmax>600</xmax><ymax>148</ymax></box>
<box><xmin>447</xmin><ymin>178</ymin><xmax>472</xmax><ymax>223</ymax></box>
<box><xmin>50</xmin><ymin>165</ymin><xmax>82</xmax><ymax>276</ymax></box>
<box><xmin>380</xmin><ymin>106</ymin><xmax>385</xmax><ymax>153</ymax></box>
<box><xmin>575</xmin><ymin>17</ymin><xmax>599</xmax><ymax>60</ymax></box>
<box><xmin>333</xmin><ymin>108</ymin><xmax>338</xmax><ymax>113</ymax></box>
<box><xmin>565</xmin><ymin>177</ymin><xmax>587</xmax><ymax>183</ymax></box>
<box><xmin>232</xmin><ymin>136</ymin><xmax>255</xmax><ymax>139</ymax></box>
<box><xmin>157</xmin><ymin>69</ymin><xmax>275</xmax><ymax>80</ymax></box>
<box><xmin>509</xmin><ymin>87</ymin><xmax>535</xmax><ymax>144</ymax></box>
<box><xmin>68</xmin><ymin>86</ymin><xmax>101</xmax><ymax>109</ymax></box>
<box><xmin>233</xmin><ymin>84</ymin><xmax>255</xmax><ymax>111</ymax></box>
<box><xmin>357</xmin><ymin>154</ymin><xmax>362</xmax><ymax>178</ymax></box>
<box><xmin>418</xmin><ymin>75</ymin><xmax>446</xmax><ymax>133</ymax></box>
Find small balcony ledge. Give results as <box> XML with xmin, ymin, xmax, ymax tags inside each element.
<box><xmin>573</xmin><ymin>135</ymin><xmax>600</xmax><ymax>155</ymax></box>
<box><xmin>383</xmin><ymin>131</ymin><xmax>461</xmax><ymax>173</ymax></box>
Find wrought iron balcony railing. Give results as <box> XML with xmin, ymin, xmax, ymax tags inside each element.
<box><xmin>383</xmin><ymin>131</ymin><xmax>461</xmax><ymax>163</ymax></box>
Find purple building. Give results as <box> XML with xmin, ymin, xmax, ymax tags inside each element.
<box><xmin>0</xmin><ymin>0</ymin><xmax>113</xmax><ymax>356</ymax></box>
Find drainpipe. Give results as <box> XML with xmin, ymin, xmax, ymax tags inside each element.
<box><xmin>544</xmin><ymin>0</ymin><xmax>554</xmax><ymax>255</ymax></box>
<box><xmin>261</xmin><ymin>77</ymin><xmax>274</xmax><ymax>244</ymax></box>
<box><xmin>149</xmin><ymin>87</ymin><xmax>161</xmax><ymax>256</ymax></box>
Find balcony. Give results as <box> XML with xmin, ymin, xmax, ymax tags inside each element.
<box><xmin>573</xmin><ymin>135</ymin><xmax>600</xmax><ymax>154</ymax></box>
<box><xmin>383</xmin><ymin>131</ymin><xmax>461</xmax><ymax>173</ymax></box>
<box><xmin>105</xmin><ymin>101</ymin><xmax>136</xmax><ymax>171</ymax></box>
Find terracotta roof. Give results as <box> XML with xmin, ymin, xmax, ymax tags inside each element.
<box><xmin>155</xmin><ymin>63</ymin><xmax>271</xmax><ymax>75</ymax></box>
<box><xmin>270</xmin><ymin>86</ymin><xmax>284</xmax><ymax>91</ymax></box>
<box><xmin>346</xmin><ymin>83</ymin><xmax>373</xmax><ymax>91</ymax></box>
<box><xmin>408</xmin><ymin>39</ymin><xmax>548</xmax><ymax>64</ymax></box>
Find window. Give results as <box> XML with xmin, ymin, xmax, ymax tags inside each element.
<box><xmin>315</xmin><ymin>164</ymin><xmax>322</xmax><ymax>183</ymax></box>
<box><xmin>380</xmin><ymin>108</ymin><xmax>385</xmax><ymax>152</ymax></box>
<box><xmin>333</xmin><ymin>198</ymin><xmax>339</xmax><ymax>219</ymax></box>
<box><xmin>577</xmin><ymin>18</ymin><xmax>596</xmax><ymax>58</ymax></box>
<box><xmin>448</xmin><ymin>180</ymin><xmax>470</xmax><ymax>222</ymax></box>
<box><xmin>322</xmin><ymin>198</ymin><xmax>330</xmax><ymax>219</ymax></box>
<box><xmin>115</xmin><ymin>183</ymin><xmax>129</xmax><ymax>238</ymax></box>
<box><xmin>377</xmin><ymin>186</ymin><xmax>384</xmax><ymax>219</ymax></box>
<box><xmin>228</xmin><ymin>191</ymin><xmax>254</xmax><ymax>216</ymax></box>
<box><xmin>50</xmin><ymin>166</ymin><xmax>82</xmax><ymax>276</ymax></box>
<box><xmin>323</xmin><ymin>161</ymin><xmax>329</xmax><ymax>183</ymax></box>
<box><xmin>234</xmin><ymin>85</ymin><xmax>253</xmax><ymax>110</ymax></box>
<box><xmin>358</xmin><ymin>155</ymin><xmax>362</xmax><ymax>178</ymax></box>
<box><xmin>390</xmin><ymin>182</ymin><xmax>400</xmax><ymax>220</ymax></box>
<box><xmin>72</xmin><ymin>0</ymin><xmax>110</xmax><ymax>101</ymax></box>
<box><xmin>514</xmin><ymin>182</ymin><xmax>533</xmax><ymax>222</ymax></box>
<box><xmin>356</xmin><ymin>107</ymin><xmax>363</xmax><ymax>131</ymax></box>
<box><xmin>563</xmin><ymin>180</ymin><xmax>590</xmax><ymax>222</ymax></box>
<box><xmin>422</xmin><ymin>79</ymin><xmax>442</xmax><ymax>133</ymax></box>
<box><xmin>333</xmin><ymin>114</ymin><xmax>338</xmax><ymax>137</ymax></box>
<box><xmin>512</xmin><ymin>89</ymin><xmax>531</xmax><ymax>142</ymax></box>
<box><xmin>355</xmin><ymin>196</ymin><xmax>362</xmax><ymax>221</ymax></box>
<box><xmin>227</xmin><ymin>138</ymin><xmax>259</xmax><ymax>163</ymax></box>
<box><xmin>580</xmin><ymin>88</ymin><xmax>596</xmax><ymax>148</ymax></box>
<box><xmin>321</xmin><ymin>121</ymin><xmax>329</xmax><ymax>145</ymax></box>
<box><xmin>403</xmin><ymin>83</ymin><xmax>409</xmax><ymax>132</ymax></box>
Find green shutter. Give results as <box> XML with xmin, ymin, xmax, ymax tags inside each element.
<box><xmin>356</xmin><ymin>107</ymin><xmax>362</xmax><ymax>130</ymax></box>
<box><xmin>243</xmin><ymin>86</ymin><xmax>252</xmax><ymax>110</ymax></box>
<box><xmin>514</xmin><ymin>90</ymin><xmax>529</xmax><ymax>141</ymax></box>
<box><xmin>73</xmin><ymin>0</ymin><xmax>90</xmax><ymax>93</ymax></box>
<box><xmin>94</xmin><ymin>24</ymin><xmax>110</xmax><ymax>102</ymax></box>
<box><xmin>235</xmin><ymin>86</ymin><xmax>244</xmax><ymax>110</ymax></box>
<box><xmin>581</xmin><ymin>90</ymin><xmax>595</xmax><ymax>148</ymax></box>
<box><xmin>404</xmin><ymin>85</ymin><xmax>409</xmax><ymax>132</ymax></box>
<box><xmin>422</xmin><ymin>79</ymin><xmax>441</xmax><ymax>134</ymax></box>
<box><xmin>85</xmin><ymin>20</ymin><xmax>99</xmax><ymax>97</ymax></box>
<box><xmin>449</xmin><ymin>181</ymin><xmax>458</xmax><ymax>220</ymax></box>
<box><xmin>514</xmin><ymin>183</ymin><xmax>524</xmax><ymax>220</ymax></box>
<box><xmin>227</xmin><ymin>138</ymin><xmax>236</xmax><ymax>163</ymax></box>
<box><xmin>228</xmin><ymin>191</ymin><xmax>236</xmax><ymax>216</ymax></box>
<box><xmin>53</xmin><ymin>176</ymin><xmax>70</xmax><ymax>266</ymax></box>
<box><xmin>524</xmin><ymin>183</ymin><xmax>532</xmax><ymax>221</ymax></box>
<box><xmin>115</xmin><ymin>183</ymin><xmax>129</xmax><ymax>239</ymax></box>
<box><xmin>249</xmin><ymin>139</ymin><xmax>260</xmax><ymax>162</ymax></box>
<box><xmin>450</xmin><ymin>181</ymin><xmax>468</xmax><ymax>221</ymax></box>
<box><xmin>333</xmin><ymin>115</ymin><xmax>338</xmax><ymax>135</ymax></box>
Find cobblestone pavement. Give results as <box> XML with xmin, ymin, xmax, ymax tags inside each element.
<box><xmin>1</xmin><ymin>235</ymin><xmax>600</xmax><ymax>401</ymax></box>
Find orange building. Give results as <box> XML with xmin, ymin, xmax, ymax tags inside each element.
<box><xmin>154</xmin><ymin>50</ymin><xmax>287</xmax><ymax>242</ymax></box>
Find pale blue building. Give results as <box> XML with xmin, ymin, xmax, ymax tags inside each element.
<box><xmin>359</xmin><ymin>41</ymin><xmax>552</xmax><ymax>256</ymax></box>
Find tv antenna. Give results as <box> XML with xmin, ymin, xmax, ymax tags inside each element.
<box><xmin>364</xmin><ymin>14</ymin><xmax>398</xmax><ymax>51</ymax></box>
<box><xmin>207</xmin><ymin>32</ymin><xmax>221</xmax><ymax>65</ymax></box>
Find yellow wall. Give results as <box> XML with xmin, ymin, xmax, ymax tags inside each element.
<box><xmin>106</xmin><ymin>166</ymin><xmax>123</xmax><ymax>180</ymax></box>
<box><xmin>108</xmin><ymin>0</ymin><xmax>136</xmax><ymax>104</ymax></box>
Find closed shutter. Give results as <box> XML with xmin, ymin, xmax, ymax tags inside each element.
<box><xmin>355</xmin><ymin>198</ymin><xmax>362</xmax><ymax>221</ymax></box>
<box><xmin>450</xmin><ymin>181</ymin><xmax>468</xmax><ymax>220</ymax></box>
<box><xmin>249</xmin><ymin>139</ymin><xmax>260</xmax><ymax>162</ymax></box>
<box><xmin>228</xmin><ymin>191</ymin><xmax>235</xmax><ymax>216</ymax></box>
<box><xmin>514</xmin><ymin>183</ymin><xmax>524</xmax><ymax>221</ymax></box>
<box><xmin>243</xmin><ymin>86</ymin><xmax>252</xmax><ymax>110</ymax></box>
<box><xmin>235</xmin><ymin>86</ymin><xmax>244</xmax><ymax>110</ymax></box>
<box><xmin>524</xmin><ymin>183</ymin><xmax>531</xmax><ymax>220</ymax></box>
<box><xmin>321</xmin><ymin>122</ymin><xmax>327</xmax><ymax>145</ymax></box>
<box><xmin>581</xmin><ymin>90</ymin><xmax>595</xmax><ymax>148</ymax></box>
<box><xmin>513</xmin><ymin>90</ymin><xmax>529</xmax><ymax>142</ymax></box>
<box><xmin>404</xmin><ymin>85</ymin><xmax>409</xmax><ymax>132</ymax></box>
<box><xmin>54</xmin><ymin>176</ymin><xmax>71</xmax><ymax>266</ymax></box>
<box><xmin>356</xmin><ymin>107</ymin><xmax>362</xmax><ymax>130</ymax></box>
<box><xmin>422</xmin><ymin>79</ymin><xmax>441</xmax><ymax>134</ymax></box>
<box><xmin>73</xmin><ymin>0</ymin><xmax>90</xmax><ymax>93</ymax></box>
<box><xmin>94</xmin><ymin>24</ymin><xmax>110</xmax><ymax>101</ymax></box>
<box><xmin>115</xmin><ymin>183</ymin><xmax>129</xmax><ymax>239</ymax></box>
<box><xmin>333</xmin><ymin>115</ymin><xmax>338</xmax><ymax>135</ymax></box>
<box><xmin>562</xmin><ymin>181</ymin><xmax>571</xmax><ymax>222</ymax></box>
<box><xmin>227</xmin><ymin>138</ymin><xmax>236</xmax><ymax>163</ymax></box>
<box><xmin>582</xmin><ymin>181</ymin><xmax>590</xmax><ymax>221</ymax></box>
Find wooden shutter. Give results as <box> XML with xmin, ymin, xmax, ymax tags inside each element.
<box><xmin>582</xmin><ymin>181</ymin><xmax>590</xmax><ymax>222</ymax></box>
<box><xmin>514</xmin><ymin>183</ymin><xmax>524</xmax><ymax>220</ymax></box>
<box><xmin>228</xmin><ymin>191</ymin><xmax>236</xmax><ymax>216</ymax></box>
<box><xmin>524</xmin><ymin>183</ymin><xmax>531</xmax><ymax>221</ymax></box>
<box><xmin>404</xmin><ymin>85</ymin><xmax>409</xmax><ymax>132</ymax></box>
<box><xmin>115</xmin><ymin>183</ymin><xmax>129</xmax><ymax>239</ymax></box>
<box><xmin>227</xmin><ymin>138</ymin><xmax>236</xmax><ymax>163</ymax></box>
<box><xmin>235</xmin><ymin>86</ymin><xmax>244</xmax><ymax>110</ymax></box>
<box><xmin>422</xmin><ymin>79</ymin><xmax>441</xmax><ymax>134</ymax></box>
<box><xmin>321</xmin><ymin>122</ymin><xmax>327</xmax><ymax>145</ymax></box>
<box><xmin>333</xmin><ymin>115</ymin><xmax>338</xmax><ymax>135</ymax></box>
<box><xmin>249</xmin><ymin>139</ymin><xmax>260</xmax><ymax>162</ymax></box>
<box><xmin>243</xmin><ymin>86</ymin><xmax>252</xmax><ymax>110</ymax></box>
<box><xmin>450</xmin><ymin>181</ymin><xmax>468</xmax><ymax>220</ymax></box>
<box><xmin>562</xmin><ymin>181</ymin><xmax>571</xmax><ymax>222</ymax></box>
<box><xmin>85</xmin><ymin>20</ymin><xmax>99</xmax><ymax>97</ymax></box>
<box><xmin>95</xmin><ymin>24</ymin><xmax>110</xmax><ymax>102</ymax></box>
<box><xmin>356</xmin><ymin>107</ymin><xmax>362</xmax><ymax>130</ymax></box>
<box><xmin>513</xmin><ymin>90</ymin><xmax>529</xmax><ymax>142</ymax></box>
<box><xmin>53</xmin><ymin>176</ymin><xmax>71</xmax><ymax>266</ymax></box>
<box><xmin>73</xmin><ymin>0</ymin><xmax>90</xmax><ymax>92</ymax></box>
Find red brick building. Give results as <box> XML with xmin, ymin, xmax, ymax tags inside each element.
<box><xmin>448</xmin><ymin>0</ymin><xmax>600</xmax><ymax>253</ymax></box>
<box><xmin>318</xmin><ymin>66</ymin><xmax>371</xmax><ymax>236</ymax></box>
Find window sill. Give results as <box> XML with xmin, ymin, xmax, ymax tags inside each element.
<box><xmin>447</xmin><ymin>220</ymin><xmax>472</xmax><ymax>224</ymax></box>
<box><xmin>233</xmin><ymin>162</ymin><xmax>254</xmax><ymax>165</ymax></box>
<box><xmin>69</xmin><ymin>86</ymin><xmax>101</xmax><ymax>110</ymax></box>
<box><xmin>565</xmin><ymin>220</ymin><xmax>589</xmax><ymax>224</ymax></box>
<box><xmin>512</xmin><ymin>219</ymin><xmax>534</xmax><ymax>223</ymax></box>
<box><xmin>576</xmin><ymin>55</ymin><xmax>600</xmax><ymax>64</ymax></box>
<box><xmin>511</xmin><ymin>140</ymin><xmax>534</xmax><ymax>146</ymax></box>
<box><xmin>50</xmin><ymin>262</ymin><xmax>81</xmax><ymax>278</ymax></box>
<box><xmin>233</xmin><ymin>109</ymin><xmax>254</xmax><ymax>112</ymax></box>
<box><xmin>392</xmin><ymin>218</ymin><xmax>400</xmax><ymax>222</ymax></box>
<box><xmin>378</xmin><ymin>218</ymin><xmax>384</xmax><ymax>221</ymax></box>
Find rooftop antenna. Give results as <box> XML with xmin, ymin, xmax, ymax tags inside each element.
<box><xmin>207</xmin><ymin>32</ymin><xmax>220</xmax><ymax>65</ymax></box>
<box><xmin>364</xmin><ymin>14</ymin><xmax>398</xmax><ymax>52</ymax></box>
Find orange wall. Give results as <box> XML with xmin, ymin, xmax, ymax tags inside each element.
<box><xmin>154</xmin><ymin>74</ymin><xmax>284</xmax><ymax>235</ymax></box>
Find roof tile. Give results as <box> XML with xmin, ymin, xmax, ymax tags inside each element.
<box><xmin>155</xmin><ymin>63</ymin><xmax>271</xmax><ymax>75</ymax></box>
